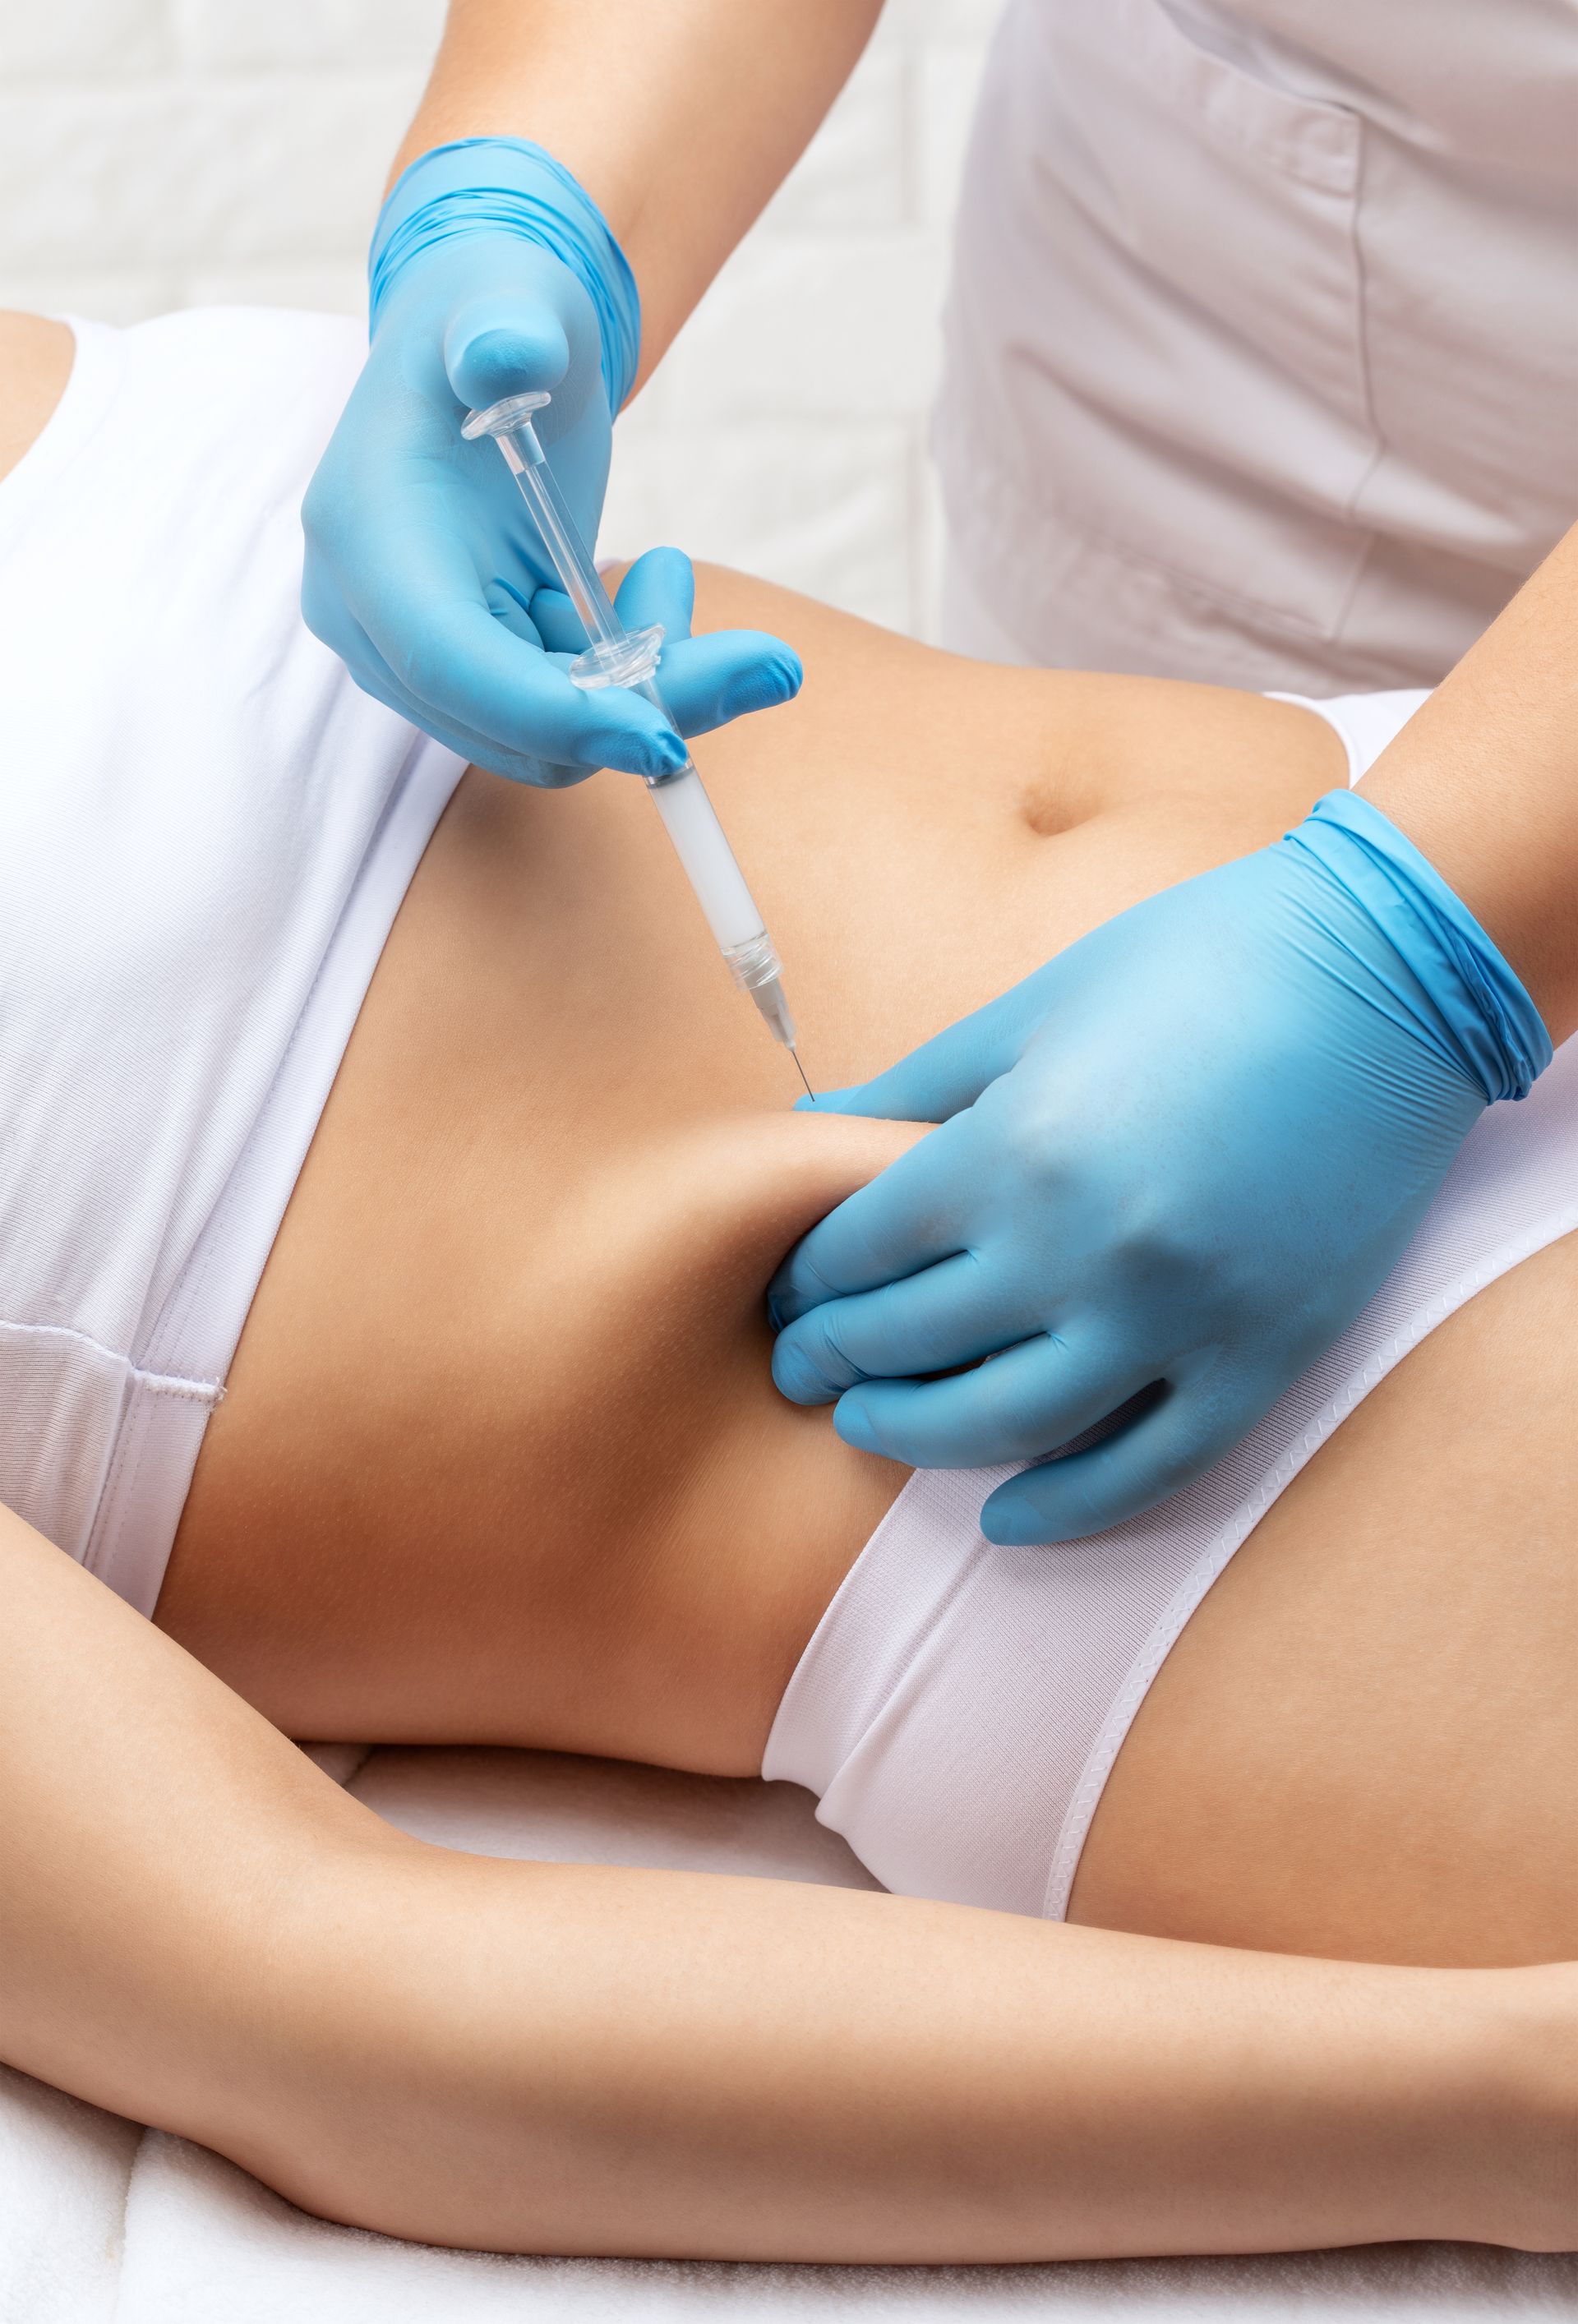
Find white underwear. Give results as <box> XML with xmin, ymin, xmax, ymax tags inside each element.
<box><xmin>764</xmin><ymin>686</ymin><xmax>1578</xmax><ymax>1917</ymax></box>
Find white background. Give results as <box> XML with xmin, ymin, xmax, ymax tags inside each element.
<box><xmin>0</xmin><ymin>0</ymin><xmax>999</xmax><ymax>636</ymax></box>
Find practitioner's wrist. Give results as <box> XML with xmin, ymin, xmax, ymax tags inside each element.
<box><xmin>369</xmin><ymin>136</ymin><xmax>641</xmax><ymax>413</ymax></box>
<box><xmin>1287</xmin><ymin>790</ymin><xmax>1553</xmax><ymax>1105</ymax></box>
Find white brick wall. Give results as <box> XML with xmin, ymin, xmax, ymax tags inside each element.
<box><xmin>0</xmin><ymin>0</ymin><xmax>999</xmax><ymax>634</ymax></box>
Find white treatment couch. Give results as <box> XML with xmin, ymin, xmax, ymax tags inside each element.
<box><xmin>4</xmin><ymin>1742</ymin><xmax>1573</xmax><ymax>2324</ymax></box>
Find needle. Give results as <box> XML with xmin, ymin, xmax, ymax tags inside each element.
<box><xmin>791</xmin><ymin>1049</ymin><xmax>816</xmax><ymax>1103</ymax></box>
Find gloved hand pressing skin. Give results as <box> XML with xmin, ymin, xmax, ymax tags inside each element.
<box><xmin>302</xmin><ymin>138</ymin><xmax>801</xmax><ymax>786</ymax></box>
<box><xmin>770</xmin><ymin>791</ymin><xmax>1551</xmax><ymax>1545</ymax></box>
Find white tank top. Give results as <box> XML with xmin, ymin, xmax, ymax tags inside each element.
<box><xmin>0</xmin><ymin>311</ymin><xmax>464</xmax><ymax>1606</ymax></box>
<box><xmin>935</xmin><ymin>0</ymin><xmax>1578</xmax><ymax>691</ymax></box>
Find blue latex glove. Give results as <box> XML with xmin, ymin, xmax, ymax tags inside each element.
<box><xmin>302</xmin><ymin>138</ymin><xmax>801</xmax><ymax>786</ymax></box>
<box><xmin>770</xmin><ymin>791</ymin><xmax>1551</xmax><ymax>1544</ymax></box>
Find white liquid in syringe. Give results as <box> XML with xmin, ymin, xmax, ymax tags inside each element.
<box><xmin>646</xmin><ymin>765</ymin><xmax>770</xmax><ymax>953</ymax></box>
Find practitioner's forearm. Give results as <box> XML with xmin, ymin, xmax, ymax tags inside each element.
<box><xmin>272</xmin><ymin>1851</ymin><xmax>1568</xmax><ymax>2262</ymax></box>
<box><xmin>390</xmin><ymin>0</ymin><xmax>887</xmax><ymax>385</ymax></box>
<box><xmin>1365</xmin><ymin>519</ymin><xmax>1578</xmax><ymax>1042</ymax></box>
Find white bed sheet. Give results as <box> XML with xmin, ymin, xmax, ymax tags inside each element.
<box><xmin>3</xmin><ymin>1741</ymin><xmax>1573</xmax><ymax>2324</ymax></box>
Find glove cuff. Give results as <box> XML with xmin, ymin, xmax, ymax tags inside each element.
<box><xmin>1289</xmin><ymin>791</ymin><xmax>1553</xmax><ymax>1104</ymax></box>
<box><xmin>368</xmin><ymin>136</ymin><xmax>641</xmax><ymax>413</ymax></box>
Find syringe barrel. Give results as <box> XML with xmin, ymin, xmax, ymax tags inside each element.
<box><xmin>572</xmin><ymin>643</ymin><xmax>787</xmax><ymax>986</ymax></box>
<box><xmin>644</xmin><ymin>763</ymin><xmax>777</xmax><ymax>961</ymax></box>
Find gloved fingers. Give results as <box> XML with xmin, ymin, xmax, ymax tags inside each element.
<box><xmin>831</xmin><ymin>1335</ymin><xmax>1158</xmax><ymax>1472</ymax></box>
<box><xmin>613</xmin><ymin>545</ymin><xmax>695</xmax><ymax>640</ymax></box>
<box><xmin>482</xmin><ymin>577</ymin><xmax>551</xmax><ymax>649</ymax></box>
<box><xmin>327</xmin><ymin>613</ymin><xmax>591</xmax><ymax>786</ymax></box>
<box><xmin>351</xmin><ymin>535</ymin><xmax>686</xmax><ymax>781</ymax></box>
<box><xmin>768</xmin><ymin>1118</ymin><xmax>976</xmax><ymax>1328</ymax></box>
<box><xmin>303</xmin><ymin>575</ymin><xmax>594</xmax><ymax>785</ymax></box>
<box><xmin>978</xmin><ymin>1379</ymin><xmax>1246</xmax><ymax>1545</ymax></box>
<box><xmin>791</xmin><ymin>980</ymin><xmax>1050</xmax><ymax>1126</ymax></box>
<box><xmin>442</xmin><ymin>288</ymin><xmax>572</xmax><ymax>413</ymax></box>
<box><xmin>320</xmin><ymin>500</ymin><xmax>599</xmax><ymax>763</ymax></box>
<box><xmin>771</xmin><ymin>1251</ymin><xmax>1036</xmax><ymax>1405</ymax></box>
<box><xmin>605</xmin><ymin>551</ymin><xmax>803</xmax><ymax>732</ymax></box>
<box><xmin>470</xmin><ymin>542</ymin><xmax>801</xmax><ymax>746</ymax></box>
<box><xmin>519</xmin><ymin>551</ymin><xmax>707</xmax><ymax>654</ymax></box>
<box><xmin>527</xmin><ymin>586</ymin><xmax>588</xmax><ymax>657</ymax></box>
<box><xmin>658</xmin><ymin>630</ymin><xmax>804</xmax><ymax>738</ymax></box>
<box><xmin>518</xmin><ymin>593</ymin><xmax>801</xmax><ymax>744</ymax></box>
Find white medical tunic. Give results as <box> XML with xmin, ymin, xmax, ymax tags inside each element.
<box><xmin>935</xmin><ymin>0</ymin><xmax>1578</xmax><ymax>690</ymax></box>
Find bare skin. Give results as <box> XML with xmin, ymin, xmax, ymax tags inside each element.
<box><xmin>159</xmin><ymin>602</ymin><xmax>1347</xmax><ymax>1748</ymax></box>
<box><xmin>0</xmin><ymin>311</ymin><xmax>72</xmax><ymax>476</ymax></box>
<box><xmin>1365</xmin><ymin>522</ymin><xmax>1578</xmax><ymax>1040</ymax></box>
<box><xmin>392</xmin><ymin>1</ymin><xmax>1578</xmax><ymax>1034</ymax></box>
<box><xmin>152</xmin><ymin>560</ymin><xmax>1578</xmax><ymax>1974</ymax></box>
<box><xmin>388</xmin><ymin>1</ymin><xmax>888</xmax><ymax>387</ymax></box>
<box><xmin>2</xmin><ymin>307</ymin><xmax>1575</xmax><ymax>2257</ymax></box>
<box><xmin>3</xmin><ymin>1519</ymin><xmax>1575</xmax><ymax>2260</ymax></box>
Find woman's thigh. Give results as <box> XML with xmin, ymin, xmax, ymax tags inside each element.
<box><xmin>1071</xmin><ymin>1229</ymin><xmax>1578</xmax><ymax>1967</ymax></box>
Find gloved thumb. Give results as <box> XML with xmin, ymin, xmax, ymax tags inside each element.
<box><xmin>444</xmin><ymin>291</ymin><xmax>570</xmax><ymax>413</ymax></box>
<box><xmin>802</xmin><ymin>976</ymin><xmax>1047</xmax><ymax>1124</ymax></box>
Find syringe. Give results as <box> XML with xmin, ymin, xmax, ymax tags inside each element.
<box><xmin>462</xmin><ymin>391</ymin><xmax>810</xmax><ymax>1093</ymax></box>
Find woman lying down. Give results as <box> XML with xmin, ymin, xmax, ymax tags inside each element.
<box><xmin>2</xmin><ymin>302</ymin><xmax>1574</xmax><ymax>2265</ymax></box>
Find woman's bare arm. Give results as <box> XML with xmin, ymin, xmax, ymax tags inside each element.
<box><xmin>389</xmin><ymin>0</ymin><xmax>887</xmax><ymax>385</ymax></box>
<box><xmin>0</xmin><ymin>311</ymin><xmax>72</xmax><ymax>486</ymax></box>
<box><xmin>2</xmin><ymin>1505</ymin><xmax>1571</xmax><ymax>2261</ymax></box>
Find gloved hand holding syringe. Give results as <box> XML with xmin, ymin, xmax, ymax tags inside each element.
<box><xmin>463</xmin><ymin>393</ymin><xmax>812</xmax><ymax>1096</ymax></box>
